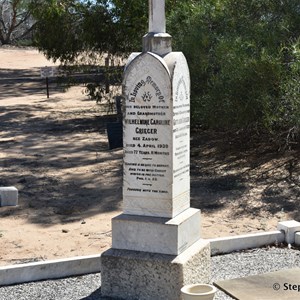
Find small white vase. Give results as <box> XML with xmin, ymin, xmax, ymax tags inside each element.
<box><xmin>181</xmin><ymin>284</ymin><xmax>217</xmax><ymax>300</ymax></box>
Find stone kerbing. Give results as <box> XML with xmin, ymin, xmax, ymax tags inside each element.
<box><xmin>209</xmin><ymin>230</ymin><xmax>285</xmax><ymax>255</ymax></box>
<box><xmin>0</xmin><ymin>255</ymin><xmax>101</xmax><ymax>287</ymax></box>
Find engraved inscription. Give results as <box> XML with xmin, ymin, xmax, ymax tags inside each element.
<box><xmin>129</xmin><ymin>76</ymin><xmax>165</xmax><ymax>103</ymax></box>
<box><xmin>124</xmin><ymin>57</ymin><xmax>172</xmax><ymax>198</ymax></box>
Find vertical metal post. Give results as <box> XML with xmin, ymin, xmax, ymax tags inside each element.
<box><xmin>105</xmin><ymin>56</ymin><xmax>110</xmax><ymax>94</ymax></box>
<box><xmin>46</xmin><ymin>77</ymin><xmax>49</xmax><ymax>98</ymax></box>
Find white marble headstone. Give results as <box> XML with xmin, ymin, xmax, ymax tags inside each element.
<box><xmin>123</xmin><ymin>51</ymin><xmax>190</xmax><ymax>218</ymax></box>
<box><xmin>102</xmin><ymin>1</ymin><xmax>208</xmax><ymax>298</ymax></box>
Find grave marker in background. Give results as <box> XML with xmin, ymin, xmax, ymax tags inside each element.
<box><xmin>101</xmin><ymin>1</ymin><xmax>211</xmax><ymax>299</ymax></box>
<box><xmin>0</xmin><ymin>187</ymin><xmax>18</xmax><ymax>207</ymax></box>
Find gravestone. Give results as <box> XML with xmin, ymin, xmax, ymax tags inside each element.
<box><xmin>101</xmin><ymin>1</ymin><xmax>211</xmax><ymax>299</ymax></box>
<box><xmin>106</xmin><ymin>122</ymin><xmax>123</xmax><ymax>150</ymax></box>
<box><xmin>0</xmin><ymin>187</ymin><xmax>18</xmax><ymax>206</ymax></box>
<box><xmin>106</xmin><ymin>96</ymin><xmax>123</xmax><ymax>150</ymax></box>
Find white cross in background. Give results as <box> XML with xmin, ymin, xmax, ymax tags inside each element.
<box><xmin>149</xmin><ymin>0</ymin><xmax>166</xmax><ymax>33</ymax></box>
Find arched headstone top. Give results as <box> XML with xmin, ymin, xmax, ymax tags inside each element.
<box><xmin>123</xmin><ymin>52</ymin><xmax>170</xmax><ymax>86</ymax></box>
<box><xmin>123</xmin><ymin>52</ymin><xmax>171</xmax><ymax>107</ymax></box>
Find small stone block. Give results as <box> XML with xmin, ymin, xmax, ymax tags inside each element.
<box><xmin>101</xmin><ymin>239</ymin><xmax>211</xmax><ymax>300</ymax></box>
<box><xmin>0</xmin><ymin>187</ymin><xmax>18</xmax><ymax>207</ymax></box>
<box><xmin>277</xmin><ymin>220</ymin><xmax>300</xmax><ymax>244</ymax></box>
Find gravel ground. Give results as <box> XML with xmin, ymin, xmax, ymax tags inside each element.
<box><xmin>0</xmin><ymin>247</ymin><xmax>300</xmax><ymax>300</ymax></box>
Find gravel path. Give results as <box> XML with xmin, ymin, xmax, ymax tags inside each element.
<box><xmin>0</xmin><ymin>247</ymin><xmax>299</xmax><ymax>300</ymax></box>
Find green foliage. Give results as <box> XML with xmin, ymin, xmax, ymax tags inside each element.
<box><xmin>169</xmin><ymin>0</ymin><xmax>300</xmax><ymax>132</ymax></box>
<box><xmin>278</xmin><ymin>39</ymin><xmax>300</xmax><ymax>128</ymax></box>
<box><xmin>31</xmin><ymin>0</ymin><xmax>193</xmax><ymax>62</ymax></box>
<box><xmin>84</xmin><ymin>82</ymin><xmax>105</xmax><ymax>102</ymax></box>
<box><xmin>32</xmin><ymin>0</ymin><xmax>300</xmax><ymax>135</ymax></box>
<box><xmin>31</xmin><ymin>0</ymin><xmax>92</xmax><ymax>62</ymax></box>
<box><xmin>31</xmin><ymin>0</ymin><xmax>147</xmax><ymax>62</ymax></box>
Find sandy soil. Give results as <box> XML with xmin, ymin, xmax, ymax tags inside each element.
<box><xmin>0</xmin><ymin>47</ymin><xmax>299</xmax><ymax>266</ymax></box>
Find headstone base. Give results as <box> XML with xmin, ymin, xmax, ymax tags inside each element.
<box><xmin>101</xmin><ymin>239</ymin><xmax>210</xmax><ymax>300</ymax></box>
<box><xmin>112</xmin><ymin>208</ymin><xmax>201</xmax><ymax>255</ymax></box>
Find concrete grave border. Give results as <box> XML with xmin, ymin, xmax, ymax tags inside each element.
<box><xmin>1</xmin><ymin>220</ymin><xmax>300</xmax><ymax>287</ymax></box>
<box><xmin>209</xmin><ymin>230</ymin><xmax>285</xmax><ymax>256</ymax></box>
<box><xmin>0</xmin><ymin>254</ymin><xmax>101</xmax><ymax>286</ymax></box>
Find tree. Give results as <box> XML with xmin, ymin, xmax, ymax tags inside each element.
<box><xmin>30</xmin><ymin>0</ymin><xmax>147</xmax><ymax>63</ymax></box>
<box><xmin>31</xmin><ymin>0</ymin><xmax>192</xmax><ymax>62</ymax></box>
<box><xmin>0</xmin><ymin>0</ymin><xmax>35</xmax><ymax>45</ymax></box>
<box><xmin>169</xmin><ymin>0</ymin><xmax>300</xmax><ymax>132</ymax></box>
<box><xmin>32</xmin><ymin>0</ymin><xmax>300</xmax><ymax>135</ymax></box>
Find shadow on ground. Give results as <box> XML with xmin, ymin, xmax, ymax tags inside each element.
<box><xmin>0</xmin><ymin>67</ymin><xmax>65</xmax><ymax>100</ymax></box>
<box><xmin>0</xmin><ymin>112</ymin><xmax>122</xmax><ymax>220</ymax></box>
<box><xmin>190</xmin><ymin>129</ymin><xmax>300</xmax><ymax>221</ymax></box>
<box><xmin>1</xmin><ymin>68</ymin><xmax>300</xmax><ymax>226</ymax></box>
<box><xmin>0</xmin><ymin>73</ymin><xmax>122</xmax><ymax>225</ymax></box>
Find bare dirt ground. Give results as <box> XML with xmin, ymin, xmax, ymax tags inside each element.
<box><xmin>0</xmin><ymin>47</ymin><xmax>299</xmax><ymax>266</ymax></box>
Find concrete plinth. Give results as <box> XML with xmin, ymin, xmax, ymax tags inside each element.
<box><xmin>101</xmin><ymin>239</ymin><xmax>210</xmax><ymax>300</ymax></box>
<box><xmin>112</xmin><ymin>208</ymin><xmax>201</xmax><ymax>255</ymax></box>
<box><xmin>0</xmin><ymin>187</ymin><xmax>18</xmax><ymax>206</ymax></box>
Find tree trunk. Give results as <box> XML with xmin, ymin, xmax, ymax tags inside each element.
<box><xmin>0</xmin><ymin>38</ymin><xmax>11</xmax><ymax>45</ymax></box>
<box><xmin>0</xmin><ymin>0</ymin><xmax>32</xmax><ymax>45</ymax></box>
